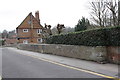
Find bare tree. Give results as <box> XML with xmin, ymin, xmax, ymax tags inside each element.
<box><xmin>89</xmin><ymin>0</ymin><xmax>119</xmax><ymax>27</ymax></box>
<box><xmin>2</xmin><ymin>30</ymin><xmax>8</xmax><ymax>39</ymax></box>
<box><xmin>105</xmin><ymin>0</ymin><xmax>118</xmax><ymax>26</ymax></box>
<box><xmin>56</xmin><ymin>24</ymin><xmax>65</xmax><ymax>34</ymax></box>
<box><xmin>118</xmin><ymin>0</ymin><xmax>120</xmax><ymax>25</ymax></box>
<box><xmin>89</xmin><ymin>0</ymin><xmax>109</xmax><ymax>27</ymax></box>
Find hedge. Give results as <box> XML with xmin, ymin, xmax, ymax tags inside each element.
<box><xmin>46</xmin><ymin>26</ymin><xmax>120</xmax><ymax>46</ymax></box>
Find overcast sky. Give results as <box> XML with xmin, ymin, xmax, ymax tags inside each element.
<box><xmin>0</xmin><ymin>0</ymin><xmax>90</xmax><ymax>32</ymax></box>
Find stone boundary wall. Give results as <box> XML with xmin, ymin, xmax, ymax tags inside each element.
<box><xmin>17</xmin><ymin>43</ymin><xmax>107</xmax><ymax>63</ymax></box>
<box><xmin>3</xmin><ymin>44</ymin><xmax>17</xmax><ymax>48</ymax></box>
<box><xmin>106</xmin><ymin>46</ymin><xmax>120</xmax><ymax>64</ymax></box>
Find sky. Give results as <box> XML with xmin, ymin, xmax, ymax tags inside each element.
<box><xmin>0</xmin><ymin>0</ymin><xmax>90</xmax><ymax>32</ymax></box>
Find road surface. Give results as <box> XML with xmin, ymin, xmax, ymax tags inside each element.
<box><xmin>0</xmin><ymin>47</ymin><xmax>114</xmax><ymax>79</ymax></box>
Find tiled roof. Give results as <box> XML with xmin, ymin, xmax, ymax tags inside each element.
<box><xmin>16</xmin><ymin>12</ymin><xmax>43</xmax><ymax>29</ymax></box>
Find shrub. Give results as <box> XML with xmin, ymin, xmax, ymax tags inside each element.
<box><xmin>46</xmin><ymin>26</ymin><xmax>120</xmax><ymax>46</ymax></box>
<box><xmin>0</xmin><ymin>39</ymin><xmax>5</xmax><ymax>46</ymax></box>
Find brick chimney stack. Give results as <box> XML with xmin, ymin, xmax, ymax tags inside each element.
<box><xmin>35</xmin><ymin>11</ymin><xmax>40</xmax><ymax>24</ymax></box>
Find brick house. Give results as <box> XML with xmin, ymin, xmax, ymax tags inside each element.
<box><xmin>16</xmin><ymin>11</ymin><xmax>43</xmax><ymax>44</ymax></box>
<box><xmin>5</xmin><ymin>35</ymin><xmax>17</xmax><ymax>44</ymax></box>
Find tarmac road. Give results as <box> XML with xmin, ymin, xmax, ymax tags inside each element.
<box><xmin>0</xmin><ymin>47</ymin><xmax>114</xmax><ymax>80</ymax></box>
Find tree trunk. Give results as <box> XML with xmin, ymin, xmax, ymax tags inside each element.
<box><xmin>112</xmin><ymin>11</ymin><xmax>116</xmax><ymax>26</ymax></box>
<box><xmin>118</xmin><ymin>1</ymin><xmax>120</xmax><ymax>26</ymax></box>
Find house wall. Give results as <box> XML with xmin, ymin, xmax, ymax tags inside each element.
<box><xmin>32</xmin><ymin>29</ymin><xmax>42</xmax><ymax>37</ymax></box>
<box><xmin>17</xmin><ymin>29</ymin><xmax>42</xmax><ymax>43</ymax></box>
<box><xmin>5</xmin><ymin>38</ymin><xmax>17</xmax><ymax>44</ymax></box>
<box><xmin>17</xmin><ymin>29</ymin><xmax>31</xmax><ymax>37</ymax></box>
<box><xmin>18</xmin><ymin>37</ymin><xmax>42</xmax><ymax>44</ymax></box>
<box><xmin>18</xmin><ymin>39</ymin><xmax>31</xmax><ymax>43</ymax></box>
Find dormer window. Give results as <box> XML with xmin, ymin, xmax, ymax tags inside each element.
<box><xmin>23</xmin><ymin>29</ymin><xmax>28</xmax><ymax>32</ymax></box>
<box><xmin>37</xmin><ymin>29</ymin><xmax>42</xmax><ymax>34</ymax></box>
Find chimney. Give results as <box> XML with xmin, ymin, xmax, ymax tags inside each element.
<box><xmin>35</xmin><ymin>11</ymin><xmax>40</xmax><ymax>23</ymax></box>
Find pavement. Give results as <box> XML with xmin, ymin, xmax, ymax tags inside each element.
<box><xmin>1</xmin><ymin>47</ymin><xmax>119</xmax><ymax>79</ymax></box>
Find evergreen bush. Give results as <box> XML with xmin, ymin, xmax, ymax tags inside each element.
<box><xmin>46</xmin><ymin>26</ymin><xmax>120</xmax><ymax>46</ymax></box>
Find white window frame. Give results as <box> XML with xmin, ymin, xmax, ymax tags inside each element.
<box><xmin>23</xmin><ymin>29</ymin><xmax>28</xmax><ymax>32</ymax></box>
<box><xmin>23</xmin><ymin>40</ymin><xmax>28</xmax><ymax>44</ymax></box>
<box><xmin>37</xmin><ymin>38</ymin><xmax>43</xmax><ymax>43</ymax></box>
<box><xmin>37</xmin><ymin>29</ymin><xmax>42</xmax><ymax>34</ymax></box>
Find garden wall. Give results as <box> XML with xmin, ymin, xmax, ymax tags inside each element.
<box><xmin>17</xmin><ymin>44</ymin><xmax>107</xmax><ymax>63</ymax></box>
